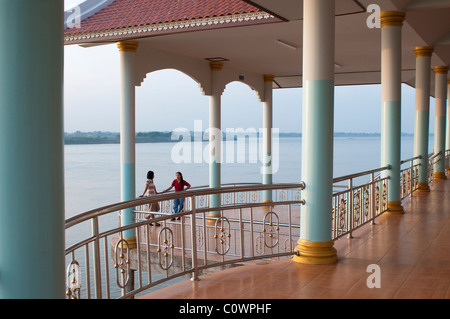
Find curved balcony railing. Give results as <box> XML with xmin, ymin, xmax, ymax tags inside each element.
<box><xmin>65</xmin><ymin>154</ymin><xmax>445</xmax><ymax>299</ymax></box>
<box><xmin>65</xmin><ymin>183</ymin><xmax>305</xmax><ymax>299</ymax></box>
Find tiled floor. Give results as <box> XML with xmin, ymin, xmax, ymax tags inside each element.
<box><xmin>141</xmin><ymin>178</ymin><xmax>450</xmax><ymax>299</ymax></box>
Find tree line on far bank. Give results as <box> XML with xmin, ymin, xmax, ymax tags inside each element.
<box><xmin>64</xmin><ymin>131</ymin><xmax>415</xmax><ymax>145</ymax></box>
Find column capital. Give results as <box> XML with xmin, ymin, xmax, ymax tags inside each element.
<box><xmin>433</xmin><ymin>66</ymin><xmax>449</xmax><ymax>74</ymax></box>
<box><xmin>380</xmin><ymin>11</ymin><xmax>405</xmax><ymax>28</ymax></box>
<box><xmin>263</xmin><ymin>74</ymin><xmax>274</xmax><ymax>82</ymax></box>
<box><xmin>117</xmin><ymin>41</ymin><xmax>139</xmax><ymax>53</ymax></box>
<box><xmin>210</xmin><ymin>61</ymin><xmax>224</xmax><ymax>71</ymax></box>
<box><xmin>414</xmin><ymin>46</ymin><xmax>434</xmax><ymax>57</ymax></box>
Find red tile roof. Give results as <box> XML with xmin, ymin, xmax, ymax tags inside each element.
<box><xmin>65</xmin><ymin>0</ymin><xmax>264</xmax><ymax>36</ymax></box>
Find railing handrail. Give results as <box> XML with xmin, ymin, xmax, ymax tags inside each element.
<box><xmin>332</xmin><ymin>165</ymin><xmax>391</xmax><ymax>184</ymax></box>
<box><xmin>400</xmin><ymin>155</ymin><xmax>421</xmax><ymax>165</ymax></box>
<box><xmin>65</xmin><ymin>182</ymin><xmax>305</xmax><ymax>229</ymax></box>
<box><xmin>429</xmin><ymin>151</ymin><xmax>442</xmax><ymax>161</ymax></box>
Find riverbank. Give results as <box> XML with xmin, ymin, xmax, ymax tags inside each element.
<box><xmin>64</xmin><ymin>131</ymin><xmax>415</xmax><ymax>145</ymax></box>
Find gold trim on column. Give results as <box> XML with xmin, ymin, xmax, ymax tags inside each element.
<box><xmin>416</xmin><ymin>182</ymin><xmax>430</xmax><ymax>192</ymax></box>
<box><xmin>117</xmin><ymin>41</ymin><xmax>139</xmax><ymax>53</ymax></box>
<box><xmin>433</xmin><ymin>66</ymin><xmax>449</xmax><ymax>74</ymax></box>
<box><xmin>387</xmin><ymin>201</ymin><xmax>404</xmax><ymax>214</ymax></box>
<box><xmin>447</xmin><ymin>79</ymin><xmax>450</xmax><ymax>85</ymax></box>
<box><xmin>433</xmin><ymin>172</ymin><xmax>447</xmax><ymax>180</ymax></box>
<box><xmin>293</xmin><ymin>239</ymin><xmax>338</xmax><ymax>265</ymax></box>
<box><xmin>263</xmin><ymin>74</ymin><xmax>274</xmax><ymax>82</ymax></box>
<box><xmin>210</xmin><ymin>61</ymin><xmax>224</xmax><ymax>71</ymax></box>
<box><xmin>414</xmin><ymin>46</ymin><xmax>433</xmax><ymax>58</ymax></box>
<box><xmin>380</xmin><ymin>11</ymin><xmax>405</xmax><ymax>28</ymax></box>
<box><xmin>120</xmin><ymin>236</ymin><xmax>137</xmax><ymax>249</ymax></box>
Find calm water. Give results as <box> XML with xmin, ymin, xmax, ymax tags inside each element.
<box><xmin>64</xmin><ymin>135</ymin><xmax>432</xmax><ymax>297</ymax></box>
<box><xmin>64</xmin><ymin>135</ymin><xmax>431</xmax><ymax>219</ymax></box>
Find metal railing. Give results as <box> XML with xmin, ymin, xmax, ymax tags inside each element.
<box><xmin>331</xmin><ymin>165</ymin><xmax>390</xmax><ymax>240</ymax></box>
<box><xmin>65</xmin><ymin>183</ymin><xmax>305</xmax><ymax>299</ymax></box>
<box><xmin>428</xmin><ymin>151</ymin><xmax>442</xmax><ymax>182</ymax></box>
<box><xmin>400</xmin><ymin>155</ymin><xmax>421</xmax><ymax>199</ymax></box>
<box><xmin>65</xmin><ymin>153</ymin><xmax>447</xmax><ymax>299</ymax></box>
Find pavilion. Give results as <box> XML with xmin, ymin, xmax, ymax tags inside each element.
<box><xmin>0</xmin><ymin>0</ymin><xmax>449</xmax><ymax>298</ymax></box>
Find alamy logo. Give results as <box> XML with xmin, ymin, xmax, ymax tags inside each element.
<box><xmin>66</xmin><ymin>5</ymin><xmax>81</xmax><ymax>29</ymax></box>
<box><xmin>366</xmin><ymin>4</ymin><xmax>381</xmax><ymax>29</ymax></box>
<box><xmin>366</xmin><ymin>264</ymin><xmax>381</xmax><ymax>288</ymax></box>
<box><xmin>170</xmin><ymin>120</ymin><xmax>279</xmax><ymax>175</ymax></box>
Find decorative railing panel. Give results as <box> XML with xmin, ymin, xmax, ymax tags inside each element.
<box><xmin>400</xmin><ymin>156</ymin><xmax>421</xmax><ymax>200</ymax></box>
<box><xmin>65</xmin><ymin>183</ymin><xmax>304</xmax><ymax>299</ymax></box>
<box><xmin>331</xmin><ymin>166</ymin><xmax>390</xmax><ymax>240</ymax></box>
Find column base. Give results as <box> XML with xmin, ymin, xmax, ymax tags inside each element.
<box><xmin>433</xmin><ymin>172</ymin><xmax>447</xmax><ymax>180</ymax></box>
<box><xmin>262</xmin><ymin>200</ymin><xmax>273</xmax><ymax>212</ymax></box>
<box><xmin>120</xmin><ymin>237</ymin><xmax>137</xmax><ymax>249</ymax></box>
<box><xmin>293</xmin><ymin>239</ymin><xmax>338</xmax><ymax>265</ymax></box>
<box><xmin>387</xmin><ymin>201</ymin><xmax>404</xmax><ymax>214</ymax></box>
<box><xmin>207</xmin><ymin>214</ymin><xmax>221</xmax><ymax>225</ymax></box>
<box><xmin>416</xmin><ymin>182</ymin><xmax>430</xmax><ymax>192</ymax></box>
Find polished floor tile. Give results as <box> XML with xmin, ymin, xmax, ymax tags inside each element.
<box><xmin>141</xmin><ymin>178</ymin><xmax>450</xmax><ymax>299</ymax></box>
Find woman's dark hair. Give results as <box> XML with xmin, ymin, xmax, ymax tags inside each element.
<box><xmin>147</xmin><ymin>171</ymin><xmax>154</xmax><ymax>180</ymax></box>
<box><xmin>176</xmin><ymin>171</ymin><xmax>183</xmax><ymax>182</ymax></box>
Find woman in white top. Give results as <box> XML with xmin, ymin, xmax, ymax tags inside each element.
<box><xmin>139</xmin><ymin>170</ymin><xmax>160</xmax><ymax>226</ymax></box>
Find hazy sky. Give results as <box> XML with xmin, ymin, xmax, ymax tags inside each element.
<box><xmin>63</xmin><ymin>0</ymin><xmax>434</xmax><ymax>134</ymax></box>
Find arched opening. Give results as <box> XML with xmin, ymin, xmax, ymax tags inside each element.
<box><xmin>220</xmin><ymin>80</ymin><xmax>265</xmax><ymax>185</ymax></box>
<box><xmin>135</xmin><ymin>68</ymin><xmax>210</xmax><ymax>191</ymax></box>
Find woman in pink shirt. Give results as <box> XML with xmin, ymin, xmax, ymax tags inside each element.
<box><xmin>163</xmin><ymin>172</ymin><xmax>191</xmax><ymax>219</ymax></box>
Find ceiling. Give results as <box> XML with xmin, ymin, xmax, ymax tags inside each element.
<box><xmin>69</xmin><ymin>0</ymin><xmax>450</xmax><ymax>92</ymax></box>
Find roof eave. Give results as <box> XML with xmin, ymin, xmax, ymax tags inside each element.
<box><xmin>64</xmin><ymin>11</ymin><xmax>279</xmax><ymax>45</ymax></box>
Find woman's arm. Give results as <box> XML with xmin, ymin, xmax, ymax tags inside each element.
<box><xmin>140</xmin><ymin>183</ymin><xmax>150</xmax><ymax>197</ymax></box>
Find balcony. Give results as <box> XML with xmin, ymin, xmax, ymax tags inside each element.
<box><xmin>64</xmin><ymin>153</ymin><xmax>450</xmax><ymax>299</ymax></box>
<box><xmin>141</xmin><ymin>175</ymin><xmax>450</xmax><ymax>299</ymax></box>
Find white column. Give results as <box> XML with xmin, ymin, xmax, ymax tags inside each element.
<box><xmin>446</xmin><ymin>79</ymin><xmax>450</xmax><ymax>171</ymax></box>
<box><xmin>294</xmin><ymin>0</ymin><xmax>337</xmax><ymax>265</ymax></box>
<box><xmin>413</xmin><ymin>46</ymin><xmax>433</xmax><ymax>191</ymax></box>
<box><xmin>208</xmin><ymin>61</ymin><xmax>223</xmax><ymax>222</ymax></box>
<box><xmin>433</xmin><ymin>66</ymin><xmax>449</xmax><ymax>180</ymax></box>
<box><xmin>0</xmin><ymin>0</ymin><xmax>65</xmax><ymax>298</ymax></box>
<box><xmin>118</xmin><ymin>41</ymin><xmax>138</xmax><ymax>244</ymax></box>
<box><xmin>380</xmin><ymin>11</ymin><xmax>405</xmax><ymax>213</ymax></box>
<box><xmin>262</xmin><ymin>74</ymin><xmax>274</xmax><ymax>202</ymax></box>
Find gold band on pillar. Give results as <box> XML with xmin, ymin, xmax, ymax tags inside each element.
<box><xmin>387</xmin><ymin>201</ymin><xmax>404</xmax><ymax>214</ymax></box>
<box><xmin>417</xmin><ymin>182</ymin><xmax>430</xmax><ymax>192</ymax></box>
<box><xmin>118</xmin><ymin>237</ymin><xmax>137</xmax><ymax>249</ymax></box>
<box><xmin>117</xmin><ymin>41</ymin><xmax>139</xmax><ymax>53</ymax></box>
<box><xmin>433</xmin><ymin>172</ymin><xmax>447</xmax><ymax>180</ymax></box>
<box><xmin>210</xmin><ymin>61</ymin><xmax>224</xmax><ymax>71</ymax></box>
<box><xmin>433</xmin><ymin>66</ymin><xmax>449</xmax><ymax>74</ymax></box>
<box><xmin>380</xmin><ymin>11</ymin><xmax>405</xmax><ymax>28</ymax></box>
<box><xmin>294</xmin><ymin>239</ymin><xmax>338</xmax><ymax>265</ymax></box>
<box><xmin>414</xmin><ymin>46</ymin><xmax>433</xmax><ymax>58</ymax></box>
<box><xmin>263</xmin><ymin>74</ymin><xmax>274</xmax><ymax>82</ymax></box>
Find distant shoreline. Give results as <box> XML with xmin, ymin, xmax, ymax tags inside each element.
<box><xmin>64</xmin><ymin>131</ymin><xmax>417</xmax><ymax>145</ymax></box>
